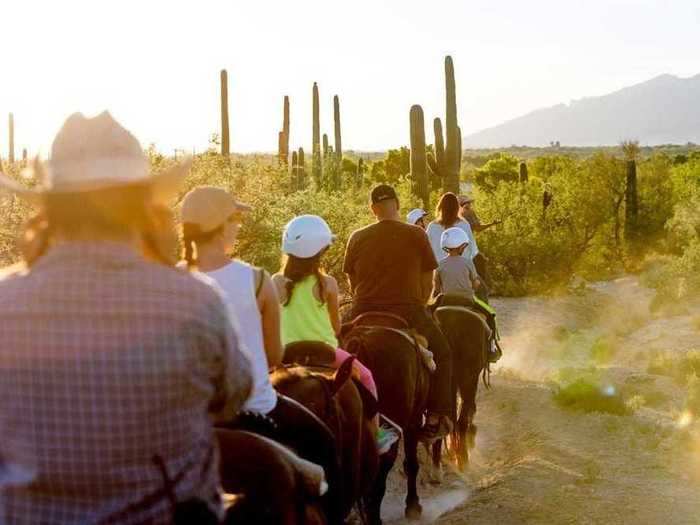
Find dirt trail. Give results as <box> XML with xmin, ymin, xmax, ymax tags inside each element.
<box><xmin>381</xmin><ymin>277</ymin><xmax>700</xmax><ymax>524</ymax></box>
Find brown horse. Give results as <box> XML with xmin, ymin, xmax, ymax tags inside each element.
<box><xmin>430</xmin><ymin>304</ymin><xmax>490</xmax><ymax>475</ymax></box>
<box><xmin>271</xmin><ymin>352</ymin><xmax>379</xmax><ymax>524</ymax></box>
<box><xmin>341</xmin><ymin>316</ymin><xmax>430</xmax><ymax>524</ymax></box>
<box><xmin>217</xmin><ymin>429</ymin><xmax>327</xmax><ymax>525</ymax></box>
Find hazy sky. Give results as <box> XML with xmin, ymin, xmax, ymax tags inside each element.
<box><xmin>0</xmin><ymin>0</ymin><xmax>698</xmax><ymax>155</ymax></box>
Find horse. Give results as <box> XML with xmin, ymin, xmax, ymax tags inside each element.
<box><xmin>271</xmin><ymin>347</ymin><xmax>379</xmax><ymax>524</ymax></box>
<box><xmin>217</xmin><ymin>429</ymin><xmax>327</xmax><ymax>525</ymax></box>
<box><xmin>430</xmin><ymin>300</ymin><xmax>491</xmax><ymax>475</ymax></box>
<box><xmin>340</xmin><ymin>313</ymin><xmax>431</xmax><ymax>524</ymax></box>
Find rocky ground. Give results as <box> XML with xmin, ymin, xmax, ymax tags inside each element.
<box><xmin>379</xmin><ymin>277</ymin><xmax>700</xmax><ymax>524</ymax></box>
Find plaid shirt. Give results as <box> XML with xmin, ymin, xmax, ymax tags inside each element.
<box><xmin>0</xmin><ymin>242</ymin><xmax>252</xmax><ymax>525</ymax></box>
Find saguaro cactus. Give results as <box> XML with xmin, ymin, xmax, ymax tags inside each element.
<box><xmin>356</xmin><ymin>158</ymin><xmax>364</xmax><ymax>189</ymax></box>
<box><xmin>409</xmin><ymin>105</ymin><xmax>429</xmax><ymax>208</ymax></box>
<box><xmin>312</xmin><ymin>82</ymin><xmax>322</xmax><ymax>187</ymax></box>
<box><xmin>625</xmin><ymin>159</ymin><xmax>638</xmax><ymax>240</ymax></box>
<box><xmin>323</xmin><ymin>133</ymin><xmax>329</xmax><ymax>159</ymax></box>
<box><xmin>8</xmin><ymin>113</ymin><xmax>15</xmax><ymax>164</ymax></box>
<box><xmin>444</xmin><ymin>56</ymin><xmax>459</xmax><ymax>194</ymax></box>
<box><xmin>298</xmin><ymin>147</ymin><xmax>306</xmax><ymax>190</ymax></box>
<box><xmin>220</xmin><ymin>70</ymin><xmax>230</xmax><ymax>157</ymax></box>
<box><xmin>283</xmin><ymin>96</ymin><xmax>290</xmax><ymax>161</ymax></box>
<box><xmin>519</xmin><ymin>161</ymin><xmax>529</xmax><ymax>183</ymax></box>
<box><xmin>333</xmin><ymin>95</ymin><xmax>342</xmax><ymax>161</ymax></box>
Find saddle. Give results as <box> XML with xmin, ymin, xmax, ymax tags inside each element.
<box><xmin>341</xmin><ymin>311</ymin><xmax>436</xmax><ymax>373</ymax></box>
<box><xmin>282</xmin><ymin>340</ymin><xmax>337</xmax><ymax>368</ymax></box>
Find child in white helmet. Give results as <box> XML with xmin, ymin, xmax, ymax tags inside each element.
<box><xmin>433</xmin><ymin>227</ymin><xmax>502</xmax><ymax>363</ymax></box>
<box><xmin>433</xmin><ymin>227</ymin><xmax>480</xmax><ymax>300</ymax></box>
<box><xmin>272</xmin><ymin>215</ymin><xmax>400</xmax><ymax>453</ymax></box>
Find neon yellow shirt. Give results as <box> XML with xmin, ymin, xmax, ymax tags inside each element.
<box><xmin>281</xmin><ymin>276</ymin><xmax>338</xmax><ymax>347</ymax></box>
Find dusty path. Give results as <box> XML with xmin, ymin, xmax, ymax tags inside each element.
<box><xmin>380</xmin><ymin>277</ymin><xmax>700</xmax><ymax>524</ymax></box>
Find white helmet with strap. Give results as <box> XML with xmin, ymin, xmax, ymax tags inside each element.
<box><xmin>282</xmin><ymin>215</ymin><xmax>336</xmax><ymax>258</ymax></box>
<box><xmin>440</xmin><ymin>227</ymin><xmax>469</xmax><ymax>252</ymax></box>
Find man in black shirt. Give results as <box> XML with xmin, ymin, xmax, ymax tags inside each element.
<box><xmin>343</xmin><ymin>184</ymin><xmax>453</xmax><ymax>440</ymax></box>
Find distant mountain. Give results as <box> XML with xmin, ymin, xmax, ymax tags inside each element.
<box><xmin>463</xmin><ymin>74</ymin><xmax>700</xmax><ymax>147</ymax></box>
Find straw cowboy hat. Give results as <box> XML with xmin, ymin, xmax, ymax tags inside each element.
<box><xmin>0</xmin><ymin>111</ymin><xmax>189</xmax><ymax>203</ymax></box>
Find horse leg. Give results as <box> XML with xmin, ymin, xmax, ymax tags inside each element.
<box><xmin>460</xmin><ymin>371</ymin><xmax>480</xmax><ymax>467</ymax></box>
<box><xmin>364</xmin><ymin>442</ymin><xmax>397</xmax><ymax>525</ymax></box>
<box><xmin>403</xmin><ymin>429</ymin><xmax>422</xmax><ymax>520</ymax></box>
<box><xmin>429</xmin><ymin>439</ymin><xmax>444</xmax><ymax>485</ymax></box>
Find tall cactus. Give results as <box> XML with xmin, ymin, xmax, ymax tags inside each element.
<box><xmin>356</xmin><ymin>158</ymin><xmax>364</xmax><ymax>189</ymax></box>
<box><xmin>283</xmin><ymin>96</ymin><xmax>290</xmax><ymax>162</ymax></box>
<box><xmin>409</xmin><ymin>105</ymin><xmax>429</xmax><ymax>208</ymax></box>
<box><xmin>333</xmin><ymin>95</ymin><xmax>342</xmax><ymax>161</ymax></box>
<box><xmin>8</xmin><ymin>113</ymin><xmax>15</xmax><ymax>164</ymax></box>
<box><xmin>323</xmin><ymin>133</ymin><xmax>329</xmax><ymax>159</ymax></box>
<box><xmin>444</xmin><ymin>56</ymin><xmax>459</xmax><ymax>194</ymax></box>
<box><xmin>298</xmin><ymin>147</ymin><xmax>306</xmax><ymax>190</ymax></box>
<box><xmin>220</xmin><ymin>70</ymin><xmax>230</xmax><ymax>157</ymax></box>
<box><xmin>311</xmin><ymin>82</ymin><xmax>322</xmax><ymax>187</ymax></box>
<box><xmin>519</xmin><ymin>161</ymin><xmax>529</xmax><ymax>183</ymax></box>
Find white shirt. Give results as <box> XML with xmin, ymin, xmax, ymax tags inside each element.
<box><xmin>206</xmin><ymin>260</ymin><xmax>278</xmax><ymax>414</ymax></box>
<box><xmin>426</xmin><ymin>219</ymin><xmax>478</xmax><ymax>263</ymax></box>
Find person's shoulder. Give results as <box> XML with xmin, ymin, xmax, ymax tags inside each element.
<box><xmin>0</xmin><ymin>263</ymin><xmax>29</xmax><ymax>297</ymax></box>
<box><xmin>322</xmin><ymin>273</ymin><xmax>338</xmax><ymax>290</ymax></box>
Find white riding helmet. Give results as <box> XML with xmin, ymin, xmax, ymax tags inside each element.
<box><xmin>440</xmin><ymin>227</ymin><xmax>470</xmax><ymax>251</ymax></box>
<box><xmin>406</xmin><ymin>208</ymin><xmax>427</xmax><ymax>225</ymax></box>
<box><xmin>282</xmin><ymin>215</ymin><xmax>336</xmax><ymax>258</ymax></box>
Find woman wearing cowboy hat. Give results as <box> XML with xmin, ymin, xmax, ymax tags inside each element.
<box><xmin>0</xmin><ymin>112</ymin><xmax>252</xmax><ymax>524</ymax></box>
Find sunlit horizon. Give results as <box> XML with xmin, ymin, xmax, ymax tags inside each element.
<box><xmin>1</xmin><ymin>0</ymin><xmax>698</xmax><ymax>156</ymax></box>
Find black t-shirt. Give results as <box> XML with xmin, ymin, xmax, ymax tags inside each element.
<box><xmin>343</xmin><ymin>220</ymin><xmax>437</xmax><ymax>307</ymax></box>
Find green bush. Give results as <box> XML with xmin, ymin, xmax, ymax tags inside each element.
<box><xmin>553</xmin><ymin>378</ymin><xmax>630</xmax><ymax>415</ymax></box>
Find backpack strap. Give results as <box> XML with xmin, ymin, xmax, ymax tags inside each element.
<box><xmin>253</xmin><ymin>266</ymin><xmax>266</xmax><ymax>299</ymax></box>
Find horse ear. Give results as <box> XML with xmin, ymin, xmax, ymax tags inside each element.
<box><xmin>330</xmin><ymin>356</ymin><xmax>355</xmax><ymax>397</ymax></box>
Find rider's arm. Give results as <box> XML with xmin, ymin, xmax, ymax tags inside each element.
<box><xmin>420</xmin><ymin>271</ymin><xmax>433</xmax><ymax>304</ymax></box>
<box><xmin>324</xmin><ymin>275</ymin><xmax>342</xmax><ymax>336</ymax></box>
<box><xmin>257</xmin><ymin>272</ymin><xmax>284</xmax><ymax>369</ymax></box>
<box><xmin>432</xmin><ymin>270</ymin><xmax>441</xmax><ymax>298</ymax></box>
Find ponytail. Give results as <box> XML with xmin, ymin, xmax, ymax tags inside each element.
<box><xmin>181</xmin><ymin>222</ymin><xmax>224</xmax><ymax>269</ymax></box>
<box><xmin>281</xmin><ymin>249</ymin><xmax>327</xmax><ymax>306</ymax></box>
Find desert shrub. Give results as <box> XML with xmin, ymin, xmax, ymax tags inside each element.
<box><xmin>553</xmin><ymin>378</ymin><xmax>630</xmax><ymax>415</ymax></box>
<box><xmin>646</xmin><ymin>350</ymin><xmax>700</xmax><ymax>385</ymax></box>
<box><xmin>685</xmin><ymin>373</ymin><xmax>700</xmax><ymax>416</ymax></box>
<box><xmin>589</xmin><ymin>337</ymin><xmax>617</xmax><ymax>365</ymax></box>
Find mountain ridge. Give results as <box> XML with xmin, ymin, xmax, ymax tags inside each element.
<box><xmin>463</xmin><ymin>74</ymin><xmax>700</xmax><ymax>147</ymax></box>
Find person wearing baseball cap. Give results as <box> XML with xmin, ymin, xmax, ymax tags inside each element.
<box><xmin>406</xmin><ymin>208</ymin><xmax>428</xmax><ymax>230</ymax></box>
<box><xmin>343</xmin><ymin>184</ymin><xmax>454</xmax><ymax>440</ymax></box>
<box><xmin>0</xmin><ymin>112</ymin><xmax>252</xmax><ymax>523</ymax></box>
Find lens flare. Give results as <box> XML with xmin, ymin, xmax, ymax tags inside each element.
<box><xmin>677</xmin><ymin>410</ymin><xmax>693</xmax><ymax>429</ymax></box>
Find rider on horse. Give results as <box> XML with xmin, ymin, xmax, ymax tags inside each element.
<box><xmin>343</xmin><ymin>184</ymin><xmax>454</xmax><ymax>441</ymax></box>
<box><xmin>272</xmin><ymin>214</ymin><xmax>400</xmax><ymax>454</ymax></box>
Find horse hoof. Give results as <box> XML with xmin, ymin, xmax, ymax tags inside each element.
<box><xmin>405</xmin><ymin>503</ymin><xmax>423</xmax><ymax>520</ymax></box>
<box><xmin>429</xmin><ymin>467</ymin><xmax>443</xmax><ymax>485</ymax></box>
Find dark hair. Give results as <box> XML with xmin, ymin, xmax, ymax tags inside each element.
<box><xmin>435</xmin><ymin>192</ymin><xmax>460</xmax><ymax>227</ymax></box>
<box><xmin>281</xmin><ymin>250</ymin><xmax>327</xmax><ymax>306</ymax></box>
<box><xmin>22</xmin><ymin>184</ymin><xmax>172</xmax><ymax>266</ymax></box>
